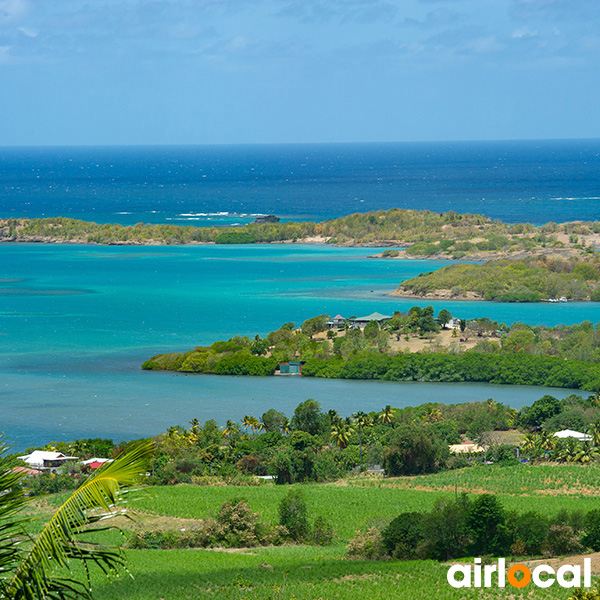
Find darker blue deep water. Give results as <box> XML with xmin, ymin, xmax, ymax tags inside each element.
<box><xmin>1</xmin><ymin>139</ymin><xmax>599</xmax><ymax>226</ymax></box>
<box><xmin>1</xmin><ymin>140</ymin><xmax>600</xmax><ymax>449</ymax></box>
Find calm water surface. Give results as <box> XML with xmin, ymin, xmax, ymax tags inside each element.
<box><xmin>0</xmin><ymin>244</ymin><xmax>594</xmax><ymax>450</ymax></box>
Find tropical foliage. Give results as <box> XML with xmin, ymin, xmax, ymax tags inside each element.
<box><xmin>0</xmin><ymin>440</ymin><xmax>152</xmax><ymax>600</ymax></box>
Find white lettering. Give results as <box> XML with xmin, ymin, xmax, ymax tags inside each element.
<box><xmin>585</xmin><ymin>558</ymin><xmax>592</xmax><ymax>588</ymax></box>
<box><xmin>474</xmin><ymin>558</ymin><xmax>482</xmax><ymax>588</ymax></box>
<box><xmin>498</xmin><ymin>558</ymin><xmax>506</xmax><ymax>588</ymax></box>
<box><xmin>532</xmin><ymin>565</ymin><xmax>555</xmax><ymax>588</ymax></box>
<box><xmin>557</xmin><ymin>565</ymin><xmax>580</xmax><ymax>588</ymax></box>
<box><xmin>447</xmin><ymin>565</ymin><xmax>471</xmax><ymax>588</ymax></box>
<box><xmin>483</xmin><ymin>564</ymin><xmax>497</xmax><ymax>588</ymax></box>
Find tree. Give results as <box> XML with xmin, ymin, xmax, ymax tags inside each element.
<box><xmin>382</xmin><ymin>424</ymin><xmax>449</xmax><ymax>476</ymax></box>
<box><xmin>261</xmin><ymin>409</ymin><xmax>287</xmax><ymax>433</ymax></box>
<box><xmin>352</xmin><ymin>411</ymin><xmax>373</xmax><ymax>460</ymax></box>
<box><xmin>437</xmin><ymin>309</ymin><xmax>452</xmax><ymax>329</ymax></box>
<box><xmin>379</xmin><ymin>405</ymin><xmax>395</xmax><ymax>426</ymax></box>
<box><xmin>330</xmin><ymin>418</ymin><xmax>354</xmax><ymax>449</ymax></box>
<box><xmin>518</xmin><ymin>395</ymin><xmax>562</xmax><ymax>430</ymax></box>
<box><xmin>301</xmin><ymin>315</ymin><xmax>330</xmax><ymax>339</ymax></box>
<box><xmin>363</xmin><ymin>320</ymin><xmax>380</xmax><ymax>340</ymax></box>
<box><xmin>0</xmin><ymin>439</ymin><xmax>152</xmax><ymax>600</ymax></box>
<box><xmin>291</xmin><ymin>399</ymin><xmax>327</xmax><ymax>436</ymax></box>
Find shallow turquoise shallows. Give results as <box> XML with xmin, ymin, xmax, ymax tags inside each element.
<box><xmin>0</xmin><ymin>244</ymin><xmax>594</xmax><ymax>450</ymax></box>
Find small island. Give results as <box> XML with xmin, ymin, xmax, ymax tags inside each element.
<box><xmin>143</xmin><ymin>308</ymin><xmax>600</xmax><ymax>391</ymax></box>
<box><xmin>392</xmin><ymin>255</ymin><xmax>600</xmax><ymax>303</ymax></box>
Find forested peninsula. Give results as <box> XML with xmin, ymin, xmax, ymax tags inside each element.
<box><xmin>2</xmin><ymin>209</ymin><xmax>600</xmax><ymax>259</ymax></box>
<box><xmin>142</xmin><ymin>309</ymin><xmax>600</xmax><ymax>391</ymax></box>
<box><xmin>394</xmin><ymin>255</ymin><xmax>600</xmax><ymax>302</ymax></box>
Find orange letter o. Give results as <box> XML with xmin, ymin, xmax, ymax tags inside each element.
<box><xmin>507</xmin><ymin>564</ymin><xmax>531</xmax><ymax>588</ymax></box>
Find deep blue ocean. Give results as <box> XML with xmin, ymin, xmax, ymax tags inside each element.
<box><xmin>2</xmin><ymin>139</ymin><xmax>600</xmax><ymax>226</ymax></box>
<box><xmin>1</xmin><ymin>140</ymin><xmax>600</xmax><ymax>449</ymax></box>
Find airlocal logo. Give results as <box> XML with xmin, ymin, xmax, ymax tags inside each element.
<box><xmin>447</xmin><ymin>557</ymin><xmax>591</xmax><ymax>589</ymax></box>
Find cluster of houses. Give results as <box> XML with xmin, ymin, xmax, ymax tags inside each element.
<box><xmin>15</xmin><ymin>450</ymin><xmax>113</xmax><ymax>475</ymax></box>
<box><xmin>327</xmin><ymin>313</ymin><xmax>463</xmax><ymax>330</ymax></box>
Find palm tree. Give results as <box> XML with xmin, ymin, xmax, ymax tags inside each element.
<box><xmin>330</xmin><ymin>419</ymin><xmax>354</xmax><ymax>449</ymax></box>
<box><xmin>379</xmin><ymin>405</ymin><xmax>395</xmax><ymax>426</ymax></box>
<box><xmin>241</xmin><ymin>415</ymin><xmax>253</xmax><ymax>433</ymax></box>
<box><xmin>280</xmin><ymin>418</ymin><xmax>291</xmax><ymax>435</ymax></box>
<box><xmin>249</xmin><ymin>416</ymin><xmax>260</xmax><ymax>434</ymax></box>
<box><xmin>189</xmin><ymin>418</ymin><xmax>201</xmax><ymax>436</ymax></box>
<box><xmin>0</xmin><ymin>438</ymin><xmax>153</xmax><ymax>600</ymax></box>
<box><xmin>352</xmin><ymin>411</ymin><xmax>372</xmax><ymax>460</ymax></box>
<box><xmin>222</xmin><ymin>420</ymin><xmax>239</xmax><ymax>438</ymax></box>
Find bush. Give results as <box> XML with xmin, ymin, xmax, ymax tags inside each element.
<box><xmin>312</xmin><ymin>516</ymin><xmax>334</xmax><ymax>546</ymax></box>
<box><xmin>545</xmin><ymin>524</ymin><xmax>582</xmax><ymax>556</ymax></box>
<box><xmin>346</xmin><ymin>527</ymin><xmax>387</xmax><ymax>560</ymax></box>
<box><xmin>467</xmin><ymin>494</ymin><xmax>509</xmax><ymax>556</ymax></box>
<box><xmin>381</xmin><ymin>512</ymin><xmax>425</xmax><ymax>559</ymax></box>
<box><xmin>278</xmin><ymin>489</ymin><xmax>310</xmax><ymax>541</ymax></box>
<box><xmin>581</xmin><ymin>510</ymin><xmax>600</xmax><ymax>551</ymax></box>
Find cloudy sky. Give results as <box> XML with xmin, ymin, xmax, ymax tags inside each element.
<box><xmin>0</xmin><ymin>0</ymin><xmax>598</xmax><ymax>145</ymax></box>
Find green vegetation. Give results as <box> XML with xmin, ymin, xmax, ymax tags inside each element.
<box><xmin>0</xmin><ymin>439</ymin><xmax>152</xmax><ymax>600</ymax></box>
<box><xmin>358</xmin><ymin>492</ymin><xmax>595</xmax><ymax>561</ymax></box>
<box><xmin>143</xmin><ymin>308</ymin><xmax>600</xmax><ymax>391</ymax></box>
<box><xmin>398</xmin><ymin>255</ymin><xmax>600</xmax><ymax>302</ymax></box>
<box><xmin>2</xmin><ymin>209</ymin><xmax>600</xmax><ymax>258</ymax></box>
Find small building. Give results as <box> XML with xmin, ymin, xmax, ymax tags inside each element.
<box><xmin>352</xmin><ymin>312</ymin><xmax>392</xmax><ymax>329</ymax></box>
<box><xmin>17</xmin><ymin>450</ymin><xmax>79</xmax><ymax>473</ymax></box>
<box><xmin>448</xmin><ymin>318</ymin><xmax>462</xmax><ymax>330</ymax></box>
<box><xmin>553</xmin><ymin>429</ymin><xmax>591</xmax><ymax>442</ymax></box>
<box><xmin>278</xmin><ymin>361</ymin><xmax>303</xmax><ymax>375</ymax></box>
<box><xmin>327</xmin><ymin>314</ymin><xmax>346</xmax><ymax>329</ymax></box>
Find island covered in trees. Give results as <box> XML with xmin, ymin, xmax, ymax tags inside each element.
<box><xmin>394</xmin><ymin>255</ymin><xmax>600</xmax><ymax>302</ymax></box>
<box><xmin>2</xmin><ymin>208</ymin><xmax>600</xmax><ymax>260</ymax></box>
<box><xmin>142</xmin><ymin>307</ymin><xmax>600</xmax><ymax>391</ymax></box>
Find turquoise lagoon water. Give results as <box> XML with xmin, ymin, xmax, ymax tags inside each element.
<box><xmin>0</xmin><ymin>243</ymin><xmax>596</xmax><ymax>450</ymax></box>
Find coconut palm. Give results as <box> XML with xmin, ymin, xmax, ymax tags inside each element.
<box><xmin>352</xmin><ymin>411</ymin><xmax>372</xmax><ymax>460</ymax></box>
<box><xmin>379</xmin><ymin>405</ymin><xmax>395</xmax><ymax>426</ymax></box>
<box><xmin>280</xmin><ymin>418</ymin><xmax>291</xmax><ymax>435</ymax></box>
<box><xmin>0</xmin><ymin>438</ymin><xmax>153</xmax><ymax>600</ymax></box>
<box><xmin>222</xmin><ymin>420</ymin><xmax>239</xmax><ymax>438</ymax></box>
<box><xmin>330</xmin><ymin>419</ymin><xmax>354</xmax><ymax>449</ymax></box>
<box><xmin>241</xmin><ymin>415</ymin><xmax>253</xmax><ymax>433</ymax></box>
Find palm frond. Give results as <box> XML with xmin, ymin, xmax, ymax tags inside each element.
<box><xmin>0</xmin><ymin>439</ymin><xmax>30</xmax><ymax>592</ymax></box>
<box><xmin>4</xmin><ymin>441</ymin><xmax>153</xmax><ymax>600</ymax></box>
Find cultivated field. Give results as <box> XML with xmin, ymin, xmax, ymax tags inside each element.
<box><xmin>37</xmin><ymin>463</ymin><xmax>600</xmax><ymax>599</ymax></box>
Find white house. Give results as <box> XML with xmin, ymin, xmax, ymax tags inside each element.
<box><xmin>17</xmin><ymin>450</ymin><xmax>79</xmax><ymax>472</ymax></box>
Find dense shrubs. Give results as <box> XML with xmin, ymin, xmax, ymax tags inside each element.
<box><xmin>399</xmin><ymin>256</ymin><xmax>600</xmax><ymax>302</ymax></box>
<box><xmin>302</xmin><ymin>351</ymin><xmax>600</xmax><ymax>391</ymax></box>
<box><xmin>278</xmin><ymin>490</ymin><xmax>310</xmax><ymax>541</ymax></box>
<box><xmin>129</xmin><ymin>498</ymin><xmax>287</xmax><ymax>549</ymax></box>
<box><xmin>382</xmin><ymin>424</ymin><xmax>449</xmax><ymax>476</ymax></box>
<box><xmin>349</xmin><ymin>493</ymin><xmax>600</xmax><ymax>562</ymax></box>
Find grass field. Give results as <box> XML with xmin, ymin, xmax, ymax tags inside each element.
<box><xmin>37</xmin><ymin>462</ymin><xmax>600</xmax><ymax>599</ymax></box>
<box><xmin>87</xmin><ymin>545</ymin><xmax>579</xmax><ymax>600</ymax></box>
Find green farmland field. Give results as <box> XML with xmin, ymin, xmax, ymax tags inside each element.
<box><xmin>40</xmin><ymin>463</ymin><xmax>600</xmax><ymax>599</ymax></box>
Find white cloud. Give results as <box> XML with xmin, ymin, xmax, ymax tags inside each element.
<box><xmin>512</xmin><ymin>26</ymin><xmax>539</xmax><ymax>38</ymax></box>
<box><xmin>18</xmin><ymin>25</ymin><xmax>36</xmax><ymax>37</ymax></box>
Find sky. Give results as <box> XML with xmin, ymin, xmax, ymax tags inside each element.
<box><xmin>0</xmin><ymin>0</ymin><xmax>599</xmax><ymax>145</ymax></box>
